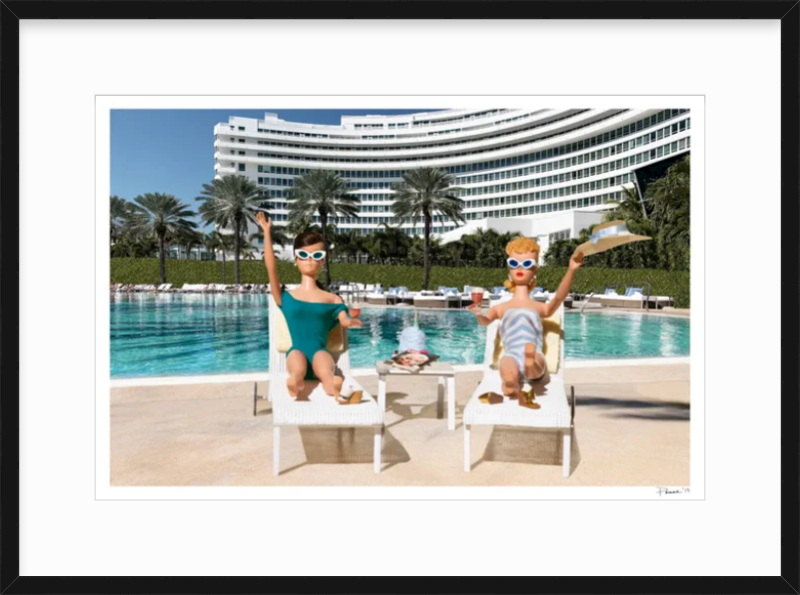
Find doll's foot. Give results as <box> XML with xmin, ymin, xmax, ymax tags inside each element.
<box><xmin>323</xmin><ymin>375</ymin><xmax>344</xmax><ymax>397</ymax></box>
<box><xmin>287</xmin><ymin>376</ymin><xmax>304</xmax><ymax>398</ymax></box>
<box><xmin>501</xmin><ymin>376</ymin><xmax>519</xmax><ymax>398</ymax></box>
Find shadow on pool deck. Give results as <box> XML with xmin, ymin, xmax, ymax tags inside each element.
<box><xmin>476</xmin><ymin>427</ymin><xmax>583</xmax><ymax>474</ymax></box>
<box><xmin>575</xmin><ymin>394</ymin><xmax>690</xmax><ymax>422</ymax></box>
<box><xmin>275</xmin><ymin>427</ymin><xmax>411</xmax><ymax>475</ymax></box>
<box><xmin>111</xmin><ymin>364</ymin><xmax>690</xmax><ymax>486</ymax></box>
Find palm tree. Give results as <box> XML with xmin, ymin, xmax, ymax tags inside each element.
<box><xmin>248</xmin><ymin>224</ymin><xmax>290</xmax><ymax>258</ymax></box>
<box><xmin>128</xmin><ymin>193</ymin><xmax>196</xmax><ymax>283</ymax></box>
<box><xmin>369</xmin><ymin>223</ymin><xmax>411</xmax><ymax>265</ymax></box>
<box><xmin>603</xmin><ymin>185</ymin><xmax>649</xmax><ymax>228</ymax></box>
<box><xmin>110</xmin><ymin>195</ymin><xmax>129</xmax><ymax>246</ymax></box>
<box><xmin>203</xmin><ymin>231</ymin><xmax>223</xmax><ymax>262</ymax></box>
<box><xmin>391</xmin><ymin>167</ymin><xmax>465</xmax><ymax>290</ymax></box>
<box><xmin>285</xmin><ymin>169</ymin><xmax>361</xmax><ymax>287</ymax></box>
<box><xmin>202</xmin><ymin>231</ymin><xmax>238</xmax><ymax>283</ymax></box>
<box><xmin>173</xmin><ymin>227</ymin><xmax>204</xmax><ymax>260</ymax></box>
<box><xmin>647</xmin><ymin>156</ymin><xmax>690</xmax><ymax>270</ymax></box>
<box><xmin>196</xmin><ymin>175</ymin><xmax>265</xmax><ymax>285</ymax></box>
<box><xmin>110</xmin><ymin>234</ymin><xmax>158</xmax><ymax>258</ymax></box>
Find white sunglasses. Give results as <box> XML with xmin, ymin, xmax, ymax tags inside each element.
<box><xmin>295</xmin><ymin>249</ymin><xmax>326</xmax><ymax>261</ymax></box>
<box><xmin>507</xmin><ymin>257</ymin><xmax>537</xmax><ymax>269</ymax></box>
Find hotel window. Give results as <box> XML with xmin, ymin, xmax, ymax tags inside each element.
<box><xmin>238</xmin><ymin>164</ymin><xmax>245</xmax><ymax>172</ymax></box>
<box><xmin>238</xmin><ymin>126</ymin><xmax>245</xmax><ymax>131</ymax></box>
<box><xmin>238</xmin><ymin>151</ymin><xmax>245</xmax><ymax>156</ymax></box>
<box><xmin>238</xmin><ymin>139</ymin><xmax>245</xmax><ymax>143</ymax></box>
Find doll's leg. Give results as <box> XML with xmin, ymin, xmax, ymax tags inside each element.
<box><xmin>312</xmin><ymin>350</ymin><xmax>344</xmax><ymax>397</ymax></box>
<box><xmin>499</xmin><ymin>355</ymin><xmax>522</xmax><ymax>398</ymax></box>
<box><xmin>286</xmin><ymin>350</ymin><xmax>308</xmax><ymax>397</ymax></box>
<box><xmin>524</xmin><ymin>343</ymin><xmax>547</xmax><ymax>381</ymax></box>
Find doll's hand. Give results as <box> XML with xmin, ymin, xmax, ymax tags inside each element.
<box><xmin>467</xmin><ymin>303</ymin><xmax>482</xmax><ymax>316</ymax></box>
<box><xmin>569</xmin><ymin>251</ymin><xmax>585</xmax><ymax>271</ymax></box>
<box><xmin>256</xmin><ymin>212</ymin><xmax>271</xmax><ymax>234</ymax></box>
<box><xmin>347</xmin><ymin>318</ymin><xmax>363</xmax><ymax>329</ymax></box>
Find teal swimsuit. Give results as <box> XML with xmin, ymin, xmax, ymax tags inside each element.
<box><xmin>279</xmin><ymin>291</ymin><xmax>349</xmax><ymax>380</ymax></box>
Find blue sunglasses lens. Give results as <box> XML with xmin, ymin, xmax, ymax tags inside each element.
<box><xmin>508</xmin><ymin>259</ymin><xmax>520</xmax><ymax>268</ymax></box>
<box><xmin>311</xmin><ymin>251</ymin><xmax>325</xmax><ymax>260</ymax></box>
<box><xmin>522</xmin><ymin>260</ymin><xmax>535</xmax><ymax>269</ymax></box>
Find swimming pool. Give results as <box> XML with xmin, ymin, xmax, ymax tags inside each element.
<box><xmin>110</xmin><ymin>293</ymin><xmax>690</xmax><ymax>378</ymax></box>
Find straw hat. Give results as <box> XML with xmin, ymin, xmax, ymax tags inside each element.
<box><xmin>573</xmin><ymin>220</ymin><xmax>651</xmax><ymax>257</ymax></box>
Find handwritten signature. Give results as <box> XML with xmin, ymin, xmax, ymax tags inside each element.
<box><xmin>656</xmin><ymin>486</ymin><xmax>690</xmax><ymax>496</ymax></box>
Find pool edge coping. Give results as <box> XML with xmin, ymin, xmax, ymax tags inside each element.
<box><xmin>109</xmin><ymin>357</ymin><xmax>692</xmax><ymax>388</ymax></box>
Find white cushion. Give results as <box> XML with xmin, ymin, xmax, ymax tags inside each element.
<box><xmin>270</xmin><ymin>374</ymin><xmax>382</xmax><ymax>426</ymax></box>
<box><xmin>463</xmin><ymin>372</ymin><xmax>571</xmax><ymax>428</ymax></box>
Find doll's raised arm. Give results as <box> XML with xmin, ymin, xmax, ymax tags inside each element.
<box><xmin>257</xmin><ymin>212</ymin><xmax>282</xmax><ymax>306</ymax></box>
<box><xmin>543</xmin><ymin>252</ymin><xmax>584</xmax><ymax>317</ymax></box>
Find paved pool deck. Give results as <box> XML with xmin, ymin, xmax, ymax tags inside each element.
<box><xmin>110</xmin><ymin>363</ymin><xmax>690</xmax><ymax>486</ymax></box>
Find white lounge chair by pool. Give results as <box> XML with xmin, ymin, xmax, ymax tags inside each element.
<box><xmin>462</xmin><ymin>303</ymin><xmax>575</xmax><ymax>477</ymax></box>
<box><xmin>366</xmin><ymin>286</ymin><xmax>387</xmax><ymax>305</ymax></box>
<box><xmin>413</xmin><ymin>289</ymin><xmax>461</xmax><ymax>309</ymax></box>
<box><xmin>267</xmin><ymin>295</ymin><xmax>385</xmax><ymax>475</ymax></box>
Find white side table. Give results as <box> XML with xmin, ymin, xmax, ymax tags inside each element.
<box><xmin>377</xmin><ymin>361</ymin><xmax>457</xmax><ymax>430</ymax></box>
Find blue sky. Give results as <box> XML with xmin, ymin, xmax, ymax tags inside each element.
<box><xmin>110</xmin><ymin>109</ymin><xmax>438</xmax><ymax>232</ymax></box>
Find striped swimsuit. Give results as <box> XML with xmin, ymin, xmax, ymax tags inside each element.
<box><xmin>499</xmin><ymin>307</ymin><xmax>544</xmax><ymax>377</ymax></box>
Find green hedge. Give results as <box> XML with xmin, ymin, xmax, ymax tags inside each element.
<box><xmin>110</xmin><ymin>258</ymin><xmax>690</xmax><ymax>308</ymax></box>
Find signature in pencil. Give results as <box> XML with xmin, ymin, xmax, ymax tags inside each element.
<box><xmin>656</xmin><ymin>486</ymin><xmax>690</xmax><ymax>496</ymax></box>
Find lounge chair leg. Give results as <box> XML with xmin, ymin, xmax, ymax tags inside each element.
<box><xmin>464</xmin><ymin>424</ymin><xmax>471</xmax><ymax>472</ymax></box>
<box><xmin>447</xmin><ymin>377</ymin><xmax>456</xmax><ymax>431</ymax></box>
<box><xmin>374</xmin><ymin>426</ymin><xmax>382</xmax><ymax>474</ymax></box>
<box><xmin>437</xmin><ymin>377</ymin><xmax>445</xmax><ymax>419</ymax></box>
<box><xmin>378</xmin><ymin>375</ymin><xmax>387</xmax><ymax>412</ymax></box>
<box><xmin>562</xmin><ymin>429</ymin><xmax>571</xmax><ymax>478</ymax></box>
<box><xmin>273</xmin><ymin>426</ymin><xmax>281</xmax><ymax>476</ymax></box>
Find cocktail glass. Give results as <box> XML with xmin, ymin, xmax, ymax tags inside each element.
<box><xmin>470</xmin><ymin>287</ymin><xmax>485</xmax><ymax>309</ymax></box>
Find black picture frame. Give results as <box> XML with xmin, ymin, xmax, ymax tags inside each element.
<box><xmin>1</xmin><ymin>1</ymin><xmax>797</xmax><ymax>591</ymax></box>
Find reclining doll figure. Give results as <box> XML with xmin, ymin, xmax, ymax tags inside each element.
<box><xmin>257</xmin><ymin>212</ymin><xmax>363</xmax><ymax>403</ymax></box>
<box><xmin>468</xmin><ymin>236</ymin><xmax>583</xmax><ymax>404</ymax></box>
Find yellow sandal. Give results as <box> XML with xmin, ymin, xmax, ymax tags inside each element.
<box><xmin>519</xmin><ymin>387</ymin><xmax>541</xmax><ymax>409</ymax></box>
<box><xmin>478</xmin><ymin>391</ymin><xmax>504</xmax><ymax>405</ymax></box>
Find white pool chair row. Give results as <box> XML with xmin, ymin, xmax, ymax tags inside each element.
<box><xmin>263</xmin><ymin>294</ymin><xmax>576</xmax><ymax>477</ymax></box>
<box><xmin>589</xmin><ymin>287</ymin><xmax>674</xmax><ymax>309</ymax></box>
<box><xmin>413</xmin><ymin>286</ymin><xmax>462</xmax><ymax>309</ymax></box>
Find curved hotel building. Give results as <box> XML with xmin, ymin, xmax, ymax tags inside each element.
<box><xmin>213</xmin><ymin>108</ymin><xmax>691</xmax><ymax>257</ymax></box>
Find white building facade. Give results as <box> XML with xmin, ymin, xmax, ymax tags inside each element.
<box><xmin>213</xmin><ymin>108</ymin><xmax>691</xmax><ymax>256</ymax></box>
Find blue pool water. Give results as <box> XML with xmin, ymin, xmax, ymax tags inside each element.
<box><xmin>110</xmin><ymin>293</ymin><xmax>690</xmax><ymax>379</ymax></box>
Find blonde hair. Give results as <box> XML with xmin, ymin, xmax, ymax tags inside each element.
<box><xmin>503</xmin><ymin>236</ymin><xmax>541</xmax><ymax>291</ymax></box>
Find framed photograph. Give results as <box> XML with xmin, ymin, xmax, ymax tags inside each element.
<box><xmin>4</xmin><ymin>0</ymin><xmax>798</xmax><ymax>588</ymax></box>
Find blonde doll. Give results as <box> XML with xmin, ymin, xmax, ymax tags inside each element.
<box><xmin>468</xmin><ymin>237</ymin><xmax>583</xmax><ymax>404</ymax></box>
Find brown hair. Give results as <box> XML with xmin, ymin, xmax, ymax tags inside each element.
<box><xmin>293</xmin><ymin>231</ymin><xmax>325</xmax><ymax>251</ymax></box>
<box><xmin>503</xmin><ymin>236</ymin><xmax>541</xmax><ymax>291</ymax></box>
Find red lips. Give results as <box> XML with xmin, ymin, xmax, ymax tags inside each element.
<box><xmin>515</xmin><ymin>272</ymin><xmax>524</xmax><ymax>277</ymax></box>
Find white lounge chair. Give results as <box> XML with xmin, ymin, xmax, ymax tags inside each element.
<box><xmin>462</xmin><ymin>304</ymin><xmax>576</xmax><ymax>477</ymax></box>
<box><xmin>267</xmin><ymin>295</ymin><xmax>385</xmax><ymax>475</ymax></box>
<box><xmin>414</xmin><ymin>287</ymin><xmax>462</xmax><ymax>309</ymax></box>
<box><xmin>366</xmin><ymin>286</ymin><xmax>387</xmax><ymax>305</ymax></box>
